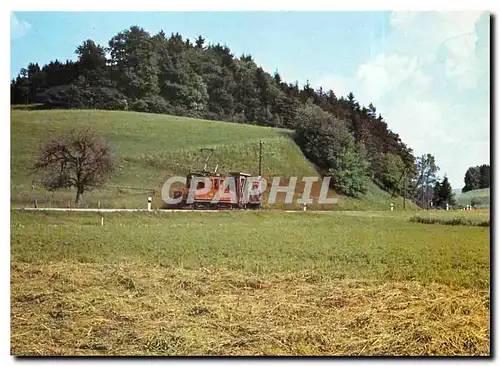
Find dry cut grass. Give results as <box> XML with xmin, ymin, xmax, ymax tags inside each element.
<box><xmin>11</xmin><ymin>262</ymin><xmax>490</xmax><ymax>356</ymax></box>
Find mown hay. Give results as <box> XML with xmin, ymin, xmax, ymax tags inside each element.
<box><xmin>11</xmin><ymin>262</ymin><xmax>490</xmax><ymax>356</ymax></box>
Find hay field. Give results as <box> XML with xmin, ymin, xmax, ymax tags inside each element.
<box><xmin>10</xmin><ymin>210</ymin><xmax>490</xmax><ymax>356</ymax></box>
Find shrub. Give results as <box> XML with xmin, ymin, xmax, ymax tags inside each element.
<box><xmin>43</xmin><ymin>85</ymin><xmax>86</xmax><ymax>108</ymax></box>
<box><xmin>42</xmin><ymin>85</ymin><xmax>128</xmax><ymax>110</ymax></box>
<box><xmin>409</xmin><ymin>216</ymin><xmax>490</xmax><ymax>227</ymax></box>
<box><xmin>130</xmin><ymin>96</ymin><xmax>170</xmax><ymax>114</ymax></box>
<box><xmin>130</xmin><ymin>99</ymin><xmax>149</xmax><ymax>113</ymax></box>
<box><xmin>295</xmin><ymin>103</ymin><xmax>368</xmax><ymax>197</ymax></box>
<box><xmin>86</xmin><ymin>87</ymin><xmax>128</xmax><ymax>110</ymax></box>
<box><xmin>144</xmin><ymin>96</ymin><xmax>170</xmax><ymax>114</ymax></box>
<box><xmin>328</xmin><ymin>143</ymin><xmax>369</xmax><ymax>197</ymax></box>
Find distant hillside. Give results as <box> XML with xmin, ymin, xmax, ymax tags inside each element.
<box><xmin>11</xmin><ymin>109</ymin><xmax>415</xmax><ymax>210</ymax></box>
<box><xmin>11</xmin><ymin>27</ymin><xmax>416</xmax><ymax>200</ymax></box>
<box><xmin>455</xmin><ymin>188</ymin><xmax>490</xmax><ymax>208</ymax></box>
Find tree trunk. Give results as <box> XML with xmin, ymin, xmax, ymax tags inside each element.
<box><xmin>75</xmin><ymin>189</ymin><xmax>83</xmax><ymax>204</ymax></box>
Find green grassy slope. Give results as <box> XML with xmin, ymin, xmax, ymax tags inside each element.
<box><xmin>455</xmin><ymin>188</ymin><xmax>490</xmax><ymax>208</ymax></box>
<box><xmin>11</xmin><ymin>109</ymin><xmax>414</xmax><ymax>210</ymax></box>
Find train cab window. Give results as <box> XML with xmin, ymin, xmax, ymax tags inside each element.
<box><xmin>197</xmin><ymin>181</ymin><xmax>205</xmax><ymax>190</ymax></box>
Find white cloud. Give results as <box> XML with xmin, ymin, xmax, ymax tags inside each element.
<box><xmin>389</xmin><ymin>11</ymin><xmax>418</xmax><ymax>29</ymax></box>
<box><xmin>382</xmin><ymin>96</ymin><xmax>489</xmax><ymax>187</ymax></box>
<box><xmin>442</xmin><ymin>32</ymin><xmax>479</xmax><ymax>89</ymax></box>
<box><xmin>356</xmin><ymin>53</ymin><xmax>419</xmax><ymax>103</ymax></box>
<box><xmin>382</xmin><ymin>11</ymin><xmax>483</xmax><ymax>90</ymax></box>
<box><xmin>312</xmin><ymin>11</ymin><xmax>489</xmax><ymax>188</ymax></box>
<box><xmin>11</xmin><ymin>13</ymin><xmax>31</xmax><ymax>39</ymax></box>
<box><xmin>381</xmin><ymin>11</ymin><xmax>484</xmax><ymax>89</ymax></box>
<box><xmin>411</xmin><ymin>68</ymin><xmax>432</xmax><ymax>90</ymax></box>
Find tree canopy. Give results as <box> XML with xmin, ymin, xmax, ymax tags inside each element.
<box><xmin>462</xmin><ymin>164</ymin><xmax>490</xmax><ymax>193</ymax></box>
<box><xmin>33</xmin><ymin>129</ymin><xmax>116</xmax><ymax>203</ymax></box>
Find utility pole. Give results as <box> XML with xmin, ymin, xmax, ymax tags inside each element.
<box><xmin>419</xmin><ymin>154</ymin><xmax>425</xmax><ymax>210</ymax></box>
<box><xmin>421</xmin><ymin>174</ymin><xmax>425</xmax><ymax>210</ymax></box>
<box><xmin>403</xmin><ymin>170</ymin><xmax>406</xmax><ymax>210</ymax></box>
<box><xmin>258</xmin><ymin>140</ymin><xmax>263</xmax><ymax>177</ymax></box>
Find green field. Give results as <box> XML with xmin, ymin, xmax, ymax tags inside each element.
<box><xmin>11</xmin><ymin>109</ymin><xmax>413</xmax><ymax>210</ymax></box>
<box><xmin>10</xmin><ymin>108</ymin><xmax>489</xmax><ymax>356</ymax></box>
<box><xmin>455</xmin><ymin>188</ymin><xmax>490</xmax><ymax>208</ymax></box>
<box><xmin>10</xmin><ymin>210</ymin><xmax>490</xmax><ymax>355</ymax></box>
<box><xmin>10</xmin><ymin>210</ymin><xmax>489</xmax><ymax>287</ymax></box>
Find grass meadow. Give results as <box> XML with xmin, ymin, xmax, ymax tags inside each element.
<box><xmin>11</xmin><ymin>109</ymin><xmax>413</xmax><ymax>211</ymax></box>
<box><xmin>455</xmin><ymin>188</ymin><xmax>491</xmax><ymax>209</ymax></box>
<box><xmin>10</xmin><ymin>210</ymin><xmax>490</xmax><ymax>356</ymax></box>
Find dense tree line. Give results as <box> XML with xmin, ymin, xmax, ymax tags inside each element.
<box><xmin>11</xmin><ymin>25</ymin><xmax>418</xmax><ymax>198</ymax></box>
<box><xmin>432</xmin><ymin>176</ymin><xmax>455</xmax><ymax>209</ymax></box>
<box><xmin>462</xmin><ymin>164</ymin><xmax>490</xmax><ymax>193</ymax></box>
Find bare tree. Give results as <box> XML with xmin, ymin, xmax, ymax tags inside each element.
<box><xmin>34</xmin><ymin>129</ymin><xmax>115</xmax><ymax>204</ymax></box>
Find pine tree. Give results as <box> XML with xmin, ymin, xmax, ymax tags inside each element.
<box><xmin>75</xmin><ymin>40</ymin><xmax>108</xmax><ymax>87</ymax></box>
<box><xmin>195</xmin><ymin>35</ymin><xmax>205</xmax><ymax>49</ymax></box>
<box><xmin>439</xmin><ymin>176</ymin><xmax>455</xmax><ymax>207</ymax></box>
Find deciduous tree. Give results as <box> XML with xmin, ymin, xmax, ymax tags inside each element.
<box><xmin>34</xmin><ymin>129</ymin><xmax>116</xmax><ymax>204</ymax></box>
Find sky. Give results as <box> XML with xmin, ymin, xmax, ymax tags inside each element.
<box><xmin>10</xmin><ymin>11</ymin><xmax>490</xmax><ymax>189</ymax></box>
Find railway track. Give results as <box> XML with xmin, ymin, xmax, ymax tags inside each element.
<box><xmin>12</xmin><ymin>207</ymin><xmax>340</xmax><ymax>213</ymax></box>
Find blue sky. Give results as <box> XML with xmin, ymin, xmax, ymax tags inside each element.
<box><xmin>11</xmin><ymin>11</ymin><xmax>490</xmax><ymax>189</ymax></box>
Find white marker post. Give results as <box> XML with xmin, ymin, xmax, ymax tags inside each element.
<box><xmin>390</xmin><ymin>203</ymin><xmax>394</xmax><ymax>211</ymax></box>
<box><xmin>101</xmin><ymin>217</ymin><xmax>104</xmax><ymax>226</ymax></box>
<box><xmin>303</xmin><ymin>202</ymin><xmax>307</xmax><ymax>212</ymax></box>
<box><xmin>446</xmin><ymin>203</ymin><xmax>449</xmax><ymax>211</ymax></box>
<box><xmin>147</xmin><ymin>197</ymin><xmax>152</xmax><ymax>211</ymax></box>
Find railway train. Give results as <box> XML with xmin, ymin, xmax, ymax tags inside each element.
<box><xmin>166</xmin><ymin>147</ymin><xmax>263</xmax><ymax>209</ymax></box>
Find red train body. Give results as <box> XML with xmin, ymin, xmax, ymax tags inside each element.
<box><xmin>167</xmin><ymin>147</ymin><xmax>263</xmax><ymax>210</ymax></box>
<box><xmin>169</xmin><ymin>171</ymin><xmax>262</xmax><ymax>209</ymax></box>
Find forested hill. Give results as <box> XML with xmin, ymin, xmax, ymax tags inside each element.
<box><xmin>10</xmin><ymin>26</ymin><xmax>416</xmax><ymax>198</ymax></box>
